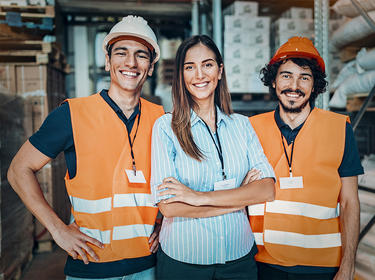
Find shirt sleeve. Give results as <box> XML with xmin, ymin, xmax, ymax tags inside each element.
<box><xmin>29</xmin><ymin>102</ymin><xmax>74</xmax><ymax>159</ymax></box>
<box><xmin>150</xmin><ymin>115</ymin><xmax>178</xmax><ymax>205</ymax></box>
<box><xmin>244</xmin><ymin>118</ymin><xmax>276</xmax><ymax>180</ymax></box>
<box><xmin>338</xmin><ymin>122</ymin><xmax>364</xmax><ymax>177</ymax></box>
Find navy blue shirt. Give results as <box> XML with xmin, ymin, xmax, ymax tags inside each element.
<box><xmin>266</xmin><ymin>106</ymin><xmax>364</xmax><ymax>274</ymax></box>
<box><xmin>29</xmin><ymin>90</ymin><xmax>156</xmax><ymax>278</ymax></box>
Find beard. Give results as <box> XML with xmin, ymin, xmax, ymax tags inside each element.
<box><xmin>278</xmin><ymin>88</ymin><xmax>310</xmax><ymax>113</ymax></box>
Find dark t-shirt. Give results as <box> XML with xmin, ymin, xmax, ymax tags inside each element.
<box><xmin>264</xmin><ymin>106</ymin><xmax>364</xmax><ymax>274</ymax></box>
<box><xmin>29</xmin><ymin>90</ymin><xmax>156</xmax><ymax>278</ymax></box>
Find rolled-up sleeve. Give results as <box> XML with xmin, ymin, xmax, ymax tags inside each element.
<box><xmin>245</xmin><ymin>118</ymin><xmax>275</xmax><ymax>180</ymax></box>
<box><xmin>150</xmin><ymin>115</ymin><xmax>177</xmax><ymax>204</ymax></box>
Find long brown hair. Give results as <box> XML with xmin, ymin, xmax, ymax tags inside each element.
<box><xmin>171</xmin><ymin>35</ymin><xmax>233</xmax><ymax>161</ymax></box>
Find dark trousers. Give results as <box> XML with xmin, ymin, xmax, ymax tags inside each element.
<box><xmin>156</xmin><ymin>246</ymin><xmax>258</xmax><ymax>280</ymax></box>
<box><xmin>257</xmin><ymin>262</ymin><xmax>337</xmax><ymax>280</ymax></box>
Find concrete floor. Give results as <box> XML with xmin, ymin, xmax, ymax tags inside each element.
<box><xmin>21</xmin><ymin>246</ymin><xmax>66</xmax><ymax>280</ymax></box>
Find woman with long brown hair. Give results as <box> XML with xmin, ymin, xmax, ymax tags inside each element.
<box><xmin>151</xmin><ymin>35</ymin><xmax>275</xmax><ymax>279</ymax></box>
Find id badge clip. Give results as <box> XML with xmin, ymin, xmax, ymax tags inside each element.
<box><xmin>125</xmin><ymin>169</ymin><xmax>146</xmax><ymax>183</ymax></box>
<box><xmin>279</xmin><ymin>172</ymin><xmax>303</xmax><ymax>189</ymax></box>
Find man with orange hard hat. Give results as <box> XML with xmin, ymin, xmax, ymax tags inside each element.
<box><xmin>247</xmin><ymin>37</ymin><xmax>363</xmax><ymax>279</ymax></box>
<box><xmin>8</xmin><ymin>16</ymin><xmax>164</xmax><ymax>279</ymax></box>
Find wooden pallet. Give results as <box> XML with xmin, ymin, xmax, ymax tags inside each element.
<box><xmin>346</xmin><ymin>92</ymin><xmax>375</xmax><ymax>112</ymax></box>
<box><xmin>0</xmin><ymin>50</ymin><xmax>49</xmax><ymax>64</ymax></box>
<box><xmin>0</xmin><ymin>5</ymin><xmax>54</xmax><ymax>18</ymax></box>
<box><xmin>0</xmin><ymin>40</ymin><xmax>69</xmax><ymax>72</ymax></box>
<box><xmin>0</xmin><ymin>40</ymin><xmax>53</xmax><ymax>52</ymax></box>
<box><xmin>0</xmin><ymin>23</ymin><xmax>48</xmax><ymax>40</ymax></box>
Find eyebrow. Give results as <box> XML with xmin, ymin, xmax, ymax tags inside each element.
<box><xmin>280</xmin><ymin>70</ymin><xmax>312</xmax><ymax>78</ymax></box>
<box><xmin>113</xmin><ymin>47</ymin><xmax>150</xmax><ymax>57</ymax></box>
<box><xmin>184</xmin><ymin>58</ymin><xmax>215</xmax><ymax>65</ymax></box>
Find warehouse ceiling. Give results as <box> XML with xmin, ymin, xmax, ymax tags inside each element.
<box><xmin>56</xmin><ymin>0</ymin><xmax>338</xmax><ymax>17</ymax></box>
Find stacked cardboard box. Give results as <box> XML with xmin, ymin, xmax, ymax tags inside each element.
<box><xmin>224</xmin><ymin>1</ymin><xmax>270</xmax><ymax>93</ymax></box>
<box><xmin>273</xmin><ymin>7</ymin><xmax>314</xmax><ymax>52</ymax></box>
<box><xmin>0</xmin><ymin>63</ymin><xmax>70</xmax><ymax>255</ymax></box>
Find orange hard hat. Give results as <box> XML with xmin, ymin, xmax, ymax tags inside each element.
<box><xmin>269</xmin><ymin>36</ymin><xmax>325</xmax><ymax>73</ymax></box>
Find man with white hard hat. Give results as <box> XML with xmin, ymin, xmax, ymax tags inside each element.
<box><xmin>8</xmin><ymin>15</ymin><xmax>164</xmax><ymax>279</ymax></box>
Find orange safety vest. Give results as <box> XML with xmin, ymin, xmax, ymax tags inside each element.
<box><xmin>66</xmin><ymin>93</ymin><xmax>164</xmax><ymax>262</ymax></box>
<box><xmin>249</xmin><ymin>108</ymin><xmax>349</xmax><ymax>267</ymax></box>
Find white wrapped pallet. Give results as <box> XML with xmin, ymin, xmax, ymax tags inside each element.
<box><xmin>224</xmin><ymin>45</ymin><xmax>270</xmax><ymax>61</ymax></box>
<box><xmin>333</xmin><ymin>0</ymin><xmax>375</xmax><ymax>18</ymax></box>
<box><xmin>331</xmin><ymin>60</ymin><xmax>357</xmax><ymax>91</ymax></box>
<box><xmin>281</xmin><ymin>7</ymin><xmax>313</xmax><ymax>19</ymax></box>
<box><xmin>225</xmin><ymin>58</ymin><xmax>267</xmax><ymax>76</ymax></box>
<box><xmin>225</xmin><ymin>31</ymin><xmax>270</xmax><ymax>46</ymax></box>
<box><xmin>359</xmin><ymin>154</ymin><xmax>375</xmax><ymax>190</ymax></box>
<box><xmin>357</xmin><ymin>48</ymin><xmax>375</xmax><ymax>71</ymax></box>
<box><xmin>330</xmin><ymin>11</ymin><xmax>375</xmax><ymax>50</ymax></box>
<box><xmin>274</xmin><ymin>18</ymin><xmax>314</xmax><ymax>33</ymax></box>
<box><xmin>329</xmin><ymin>70</ymin><xmax>375</xmax><ymax>108</ymax></box>
<box><xmin>223</xmin><ymin>1</ymin><xmax>258</xmax><ymax>17</ymax></box>
<box><xmin>224</xmin><ymin>16</ymin><xmax>270</xmax><ymax>31</ymax></box>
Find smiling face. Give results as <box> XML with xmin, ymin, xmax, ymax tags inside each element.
<box><xmin>105</xmin><ymin>39</ymin><xmax>154</xmax><ymax>96</ymax></box>
<box><xmin>273</xmin><ymin>59</ymin><xmax>314</xmax><ymax>114</ymax></box>
<box><xmin>183</xmin><ymin>43</ymin><xmax>223</xmax><ymax>106</ymax></box>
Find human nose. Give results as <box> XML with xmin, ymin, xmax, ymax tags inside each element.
<box><xmin>289</xmin><ymin>77</ymin><xmax>298</xmax><ymax>91</ymax></box>
<box><xmin>195</xmin><ymin>65</ymin><xmax>204</xmax><ymax>79</ymax></box>
<box><xmin>124</xmin><ymin>54</ymin><xmax>137</xmax><ymax>68</ymax></box>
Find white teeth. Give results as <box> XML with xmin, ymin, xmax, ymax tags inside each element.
<box><xmin>121</xmin><ymin>71</ymin><xmax>137</xmax><ymax>77</ymax></box>
<box><xmin>286</xmin><ymin>93</ymin><xmax>300</xmax><ymax>98</ymax></box>
<box><xmin>195</xmin><ymin>82</ymin><xmax>208</xmax><ymax>88</ymax></box>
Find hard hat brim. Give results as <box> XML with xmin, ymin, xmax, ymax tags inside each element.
<box><xmin>103</xmin><ymin>32</ymin><xmax>160</xmax><ymax>63</ymax></box>
<box><xmin>270</xmin><ymin>51</ymin><xmax>325</xmax><ymax>73</ymax></box>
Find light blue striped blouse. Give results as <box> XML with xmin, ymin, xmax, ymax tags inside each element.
<box><xmin>150</xmin><ymin>108</ymin><xmax>275</xmax><ymax>265</ymax></box>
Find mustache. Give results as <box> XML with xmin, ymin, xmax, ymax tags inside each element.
<box><xmin>281</xmin><ymin>88</ymin><xmax>306</xmax><ymax>97</ymax></box>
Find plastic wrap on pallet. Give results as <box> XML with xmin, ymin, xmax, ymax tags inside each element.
<box><xmin>359</xmin><ymin>154</ymin><xmax>375</xmax><ymax>190</ymax></box>
<box><xmin>357</xmin><ymin>48</ymin><xmax>375</xmax><ymax>71</ymax></box>
<box><xmin>331</xmin><ymin>60</ymin><xmax>357</xmax><ymax>91</ymax></box>
<box><xmin>0</xmin><ymin>93</ymin><xmax>34</xmax><ymax>279</ymax></box>
<box><xmin>330</xmin><ymin>11</ymin><xmax>375</xmax><ymax>50</ymax></box>
<box><xmin>329</xmin><ymin>70</ymin><xmax>375</xmax><ymax>108</ymax></box>
<box><xmin>333</xmin><ymin>0</ymin><xmax>375</xmax><ymax>18</ymax></box>
<box><xmin>0</xmin><ymin>64</ymin><xmax>70</xmax><ymax>251</ymax></box>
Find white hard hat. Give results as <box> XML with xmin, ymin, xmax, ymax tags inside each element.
<box><xmin>102</xmin><ymin>15</ymin><xmax>160</xmax><ymax>63</ymax></box>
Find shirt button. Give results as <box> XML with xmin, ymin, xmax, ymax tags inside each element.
<box><xmin>220</xmin><ymin>236</ymin><xmax>224</xmax><ymax>240</ymax></box>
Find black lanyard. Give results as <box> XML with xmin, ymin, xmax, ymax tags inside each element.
<box><xmin>202</xmin><ymin>109</ymin><xmax>226</xmax><ymax>180</ymax></box>
<box><xmin>127</xmin><ymin>101</ymin><xmax>141</xmax><ymax>175</ymax></box>
<box><xmin>281</xmin><ymin>132</ymin><xmax>295</xmax><ymax>177</ymax></box>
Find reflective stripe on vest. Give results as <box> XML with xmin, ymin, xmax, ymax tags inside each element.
<box><xmin>254</xmin><ymin>232</ymin><xmax>264</xmax><ymax>245</ymax></box>
<box><xmin>249</xmin><ymin>201</ymin><xmax>339</xmax><ymax>220</ymax></box>
<box><xmin>79</xmin><ymin>224</ymin><xmax>154</xmax><ymax>244</ymax></box>
<box><xmin>113</xmin><ymin>224</ymin><xmax>154</xmax><ymax>240</ymax></box>
<box><xmin>113</xmin><ymin>193</ymin><xmax>155</xmax><ymax>208</ymax></box>
<box><xmin>70</xmin><ymin>193</ymin><xmax>156</xmax><ymax>213</ymax></box>
<box><xmin>259</xmin><ymin>230</ymin><xmax>341</xmax><ymax>248</ymax></box>
<box><xmin>80</xmin><ymin>227</ymin><xmax>111</xmax><ymax>244</ymax></box>
<box><xmin>70</xmin><ymin>196</ymin><xmax>112</xmax><ymax>213</ymax></box>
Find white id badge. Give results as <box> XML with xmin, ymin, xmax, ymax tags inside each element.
<box><xmin>279</xmin><ymin>176</ymin><xmax>304</xmax><ymax>189</ymax></box>
<box><xmin>125</xmin><ymin>170</ymin><xmax>147</xmax><ymax>183</ymax></box>
<box><xmin>214</xmin><ymin>178</ymin><xmax>236</xmax><ymax>191</ymax></box>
